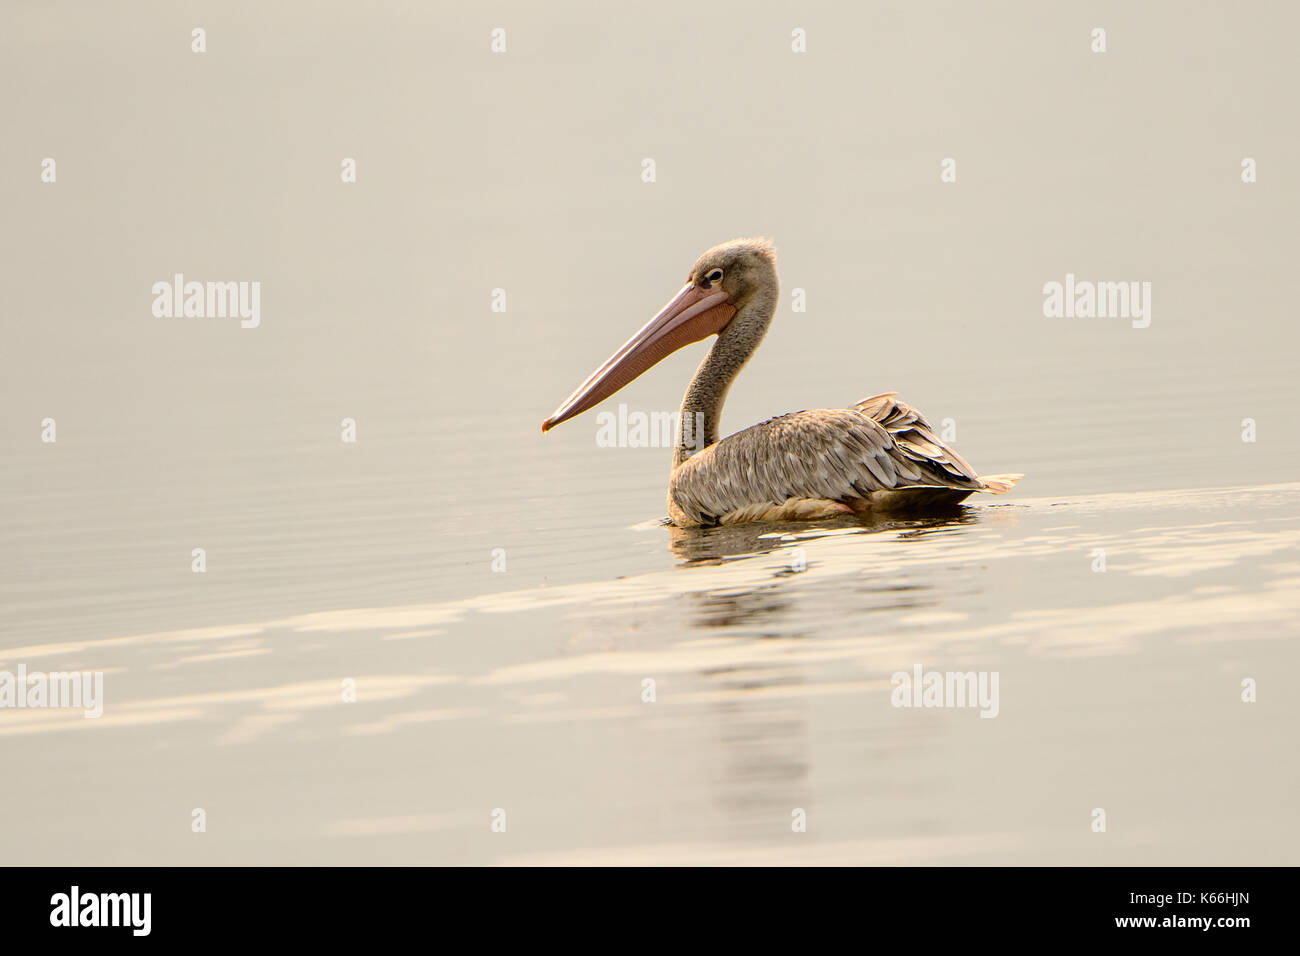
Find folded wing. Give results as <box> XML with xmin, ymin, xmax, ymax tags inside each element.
<box><xmin>669</xmin><ymin>392</ymin><xmax>986</xmax><ymax>526</ymax></box>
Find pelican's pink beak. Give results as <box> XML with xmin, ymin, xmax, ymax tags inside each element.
<box><xmin>542</xmin><ymin>283</ymin><xmax>735</xmax><ymax>432</ymax></box>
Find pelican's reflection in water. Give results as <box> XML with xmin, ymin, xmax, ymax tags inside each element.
<box><xmin>667</xmin><ymin>506</ymin><xmax>979</xmax><ymax>565</ymax></box>
<box><xmin>662</xmin><ymin>508</ymin><xmax>981</xmax><ymax>835</ymax></box>
<box><xmin>685</xmin><ymin>587</ymin><xmax>798</xmax><ymax>633</ymax></box>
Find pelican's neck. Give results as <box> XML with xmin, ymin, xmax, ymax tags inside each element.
<box><xmin>673</xmin><ymin>282</ymin><xmax>778</xmax><ymax>469</ymax></box>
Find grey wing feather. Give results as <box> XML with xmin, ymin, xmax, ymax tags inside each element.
<box><xmin>853</xmin><ymin>392</ymin><xmax>980</xmax><ymax>482</ymax></box>
<box><xmin>670</xmin><ymin>393</ymin><xmax>983</xmax><ymax>526</ymax></box>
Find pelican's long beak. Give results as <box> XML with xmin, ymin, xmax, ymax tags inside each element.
<box><xmin>542</xmin><ymin>283</ymin><xmax>735</xmax><ymax>432</ymax></box>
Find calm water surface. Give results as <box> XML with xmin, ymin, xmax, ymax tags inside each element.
<box><xmin>2</xmin><ymin>1</ymin><xmax>1298</xmax><ymax>864</ymax></box>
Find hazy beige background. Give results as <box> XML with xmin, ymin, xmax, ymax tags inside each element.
<box><xmin>2</xmin><ymin>2</ymin><xmax>1297</xmax><ymax>865</ymax></box>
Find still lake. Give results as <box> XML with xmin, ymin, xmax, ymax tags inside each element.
<box><xmin>2</xmin><ymin>1</ymin><xmax>1298</xmax><ymax>864</ymax></box>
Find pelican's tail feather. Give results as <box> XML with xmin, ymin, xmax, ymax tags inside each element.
<box><xmin>979</xmin><ymin>473</ymin><xmax>1024</xmax><ymax>495</ymax></box>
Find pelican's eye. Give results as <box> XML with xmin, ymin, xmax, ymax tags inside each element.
<box><xmin>705</xmin><ymin>268</ymin><xmax>724</xmax><ymax>285</ymax></box>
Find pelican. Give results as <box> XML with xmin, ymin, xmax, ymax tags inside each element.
<box><xmin>542</xmin><ymin>238</ymin><xmax>1022</xmax><ymax>528</ymax></box>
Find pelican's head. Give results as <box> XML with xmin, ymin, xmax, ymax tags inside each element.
<box><xmin>685</xmin><ymin>237</ymin><xmax>778</xmax><ymax>316</ymax></box>
<box><xmin>542</xmin><ymin>237</ymin><xmax>777</xmax><ymax>432</ymax></box>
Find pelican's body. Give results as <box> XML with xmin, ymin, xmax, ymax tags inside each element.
<box><xmin>543</xmin><ymin>239</ymin><xmax>1021</xmax><ymax>528</ymax></box>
